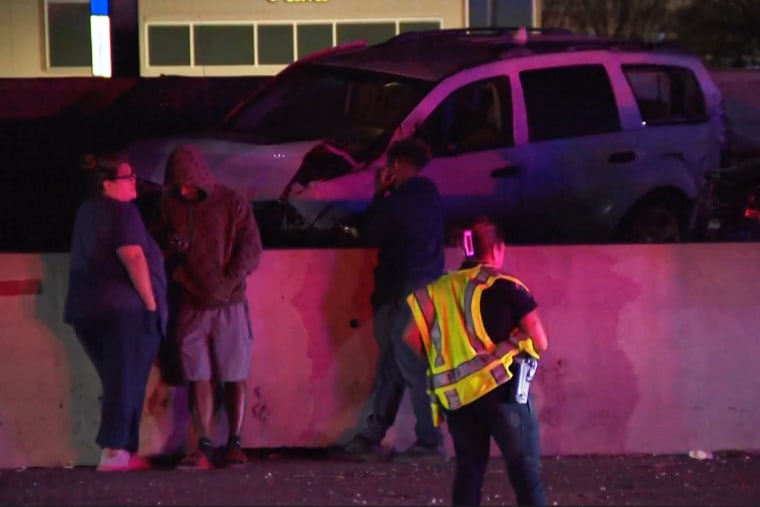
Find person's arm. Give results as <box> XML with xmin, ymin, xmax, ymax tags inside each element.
<box><xmin>212</xmin><ymin>197</ymin><xmax>263</xmax><ymax>301</ymax></box>
<box><xmin>114</xmin><ymin>203</ymin><xmax>157</xmax><ymax>311</ymax></box>
<box><xmin>361</xmin><ymin>193</ymin><xmax>390</xmax><ymax>246</ymax></box>
<box><xmin>518</xmin><ymin>309</ymin><xmax>548</xmax><ymax>353</ymax></box>
<box><xmin>117</xmin><ymin>245</ymin><xmax>157</xmax><ymax>311</ymax></box>
<box><xmin>360</xmin><ymin>166</ymin><xmax>396</xmax><ymax>245</ymax></box>
<box><xmin>227</xmin><ymin>199</ymin><xmax>262</xmax><ymax>278</ymax></box>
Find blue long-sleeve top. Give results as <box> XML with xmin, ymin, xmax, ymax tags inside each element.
<box><xmin>363</xmin><ymin>175</ymin><xmax>445</xmax><ymax>306</ymax></box>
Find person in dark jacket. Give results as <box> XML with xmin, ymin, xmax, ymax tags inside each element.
<box><xmin>150</xmin><ymin>144</ymin><xmax>262</xmax><ymax>470</ymax></box>
<box><xmin>64</xmin><ymin>156</ymin><xmax>166</xmax><ymax>472</ymax></box>
<box><xmin>333</xmin><ymin>137</ymin><xmax>446</xmax><ymax>462</ymax></box>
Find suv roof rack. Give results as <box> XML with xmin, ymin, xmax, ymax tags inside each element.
<box><xmin>387</xmin><ymin>26</ymin><xmax>687</xmax><ymax>54</ymax></box>
<box><xmin>391</xmin><ymin>26</ymin><xmax>573</xmax><ymax>41</ymax></box>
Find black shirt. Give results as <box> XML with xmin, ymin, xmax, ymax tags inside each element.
<box><xmin>363</xmin><ymin>176</ymin><xmax>445</xmax><ymax>305</ymax></box>
<box><xmin>479</xmin><ymin>278</ymin><xmax>538</xmax><ymax>344</ymax></box>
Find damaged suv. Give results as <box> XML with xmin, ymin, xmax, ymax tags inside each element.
<box><xmin>122</xmin><ymin>27</ymin><xmax>727</xmax><ymax>245</ymax></box>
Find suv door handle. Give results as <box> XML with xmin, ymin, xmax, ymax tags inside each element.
<box><xmin>608</xmin><ymin>151</ymin><xmax>636</xmax><ymax>163</ymax></box>
<box><xmin>490</xmin><ymin>165</ymin><xmax>520</xmax><ymax>178</ymax></box>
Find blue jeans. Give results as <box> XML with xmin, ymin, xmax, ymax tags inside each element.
<box><xmin>359</xmin><ymin>298</ymin><xmax>442</xmax><ymax>447</ymax></box>
<box><xmin>73</xmin><ymin>308</ymin><xmax>161</xmax><ymax>452</ymax></box>
<box><xmin>445</xmin><ymin>384</ymin><xmax>547</xmax><ymax>506</ymax></box>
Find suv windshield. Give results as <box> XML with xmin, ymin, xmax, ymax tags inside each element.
<box><xmin>222</xmin><ymin>64</ymin><xmax>433</xmax><ymax>153</ymax></box>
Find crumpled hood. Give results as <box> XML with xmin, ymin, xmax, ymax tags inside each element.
<box><xmin>123</xmin><ymin>134</ymin><xmax>321</xmax><ymax>201</ymax></box>
<box><xmin>165</xmin><ymin>143</ymin><xmax>216</xmax><ymax>197</ymax></box>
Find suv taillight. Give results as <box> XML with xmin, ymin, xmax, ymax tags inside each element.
<box><xmin>743</xmin><ymin>187</ymin><xmax>760</xmax><ymax>221</ymax></box>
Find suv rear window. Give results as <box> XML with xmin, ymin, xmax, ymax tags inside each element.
<box><xmin>520</xmin><ymin>64</ymin><xmax>621</xmax><ymax>142</ymax></box>
<box><xmin>622</xmin><ymin>64</ymin><xmax>707</xmax><ymax>125</ymax></box>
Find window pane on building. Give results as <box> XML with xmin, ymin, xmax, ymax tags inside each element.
<box><xmin>399</xmin><ymin>21</ymin><xmax>442</xmax><ymax>34</ymax></box>
<box><xmin>297</xmin><ymin>24</ymin><xmax>333</xmax><ymax>58</ymax></box>
<box><xmin>148</xmin><ymin>25</ymin><xmax>190</xmax><ymax>66</ymax></box>
<box><xmin>47</xmin><ymin>2</ymin><xmax>91</xmax><ymax>67</ymax></box>
<box><xmin>195</xmin><ymin>25</ymin><xmax>254</xmax><ymax>66</ymax></box>
<box><xmin>337</xmin><ymin>23</ymin><xmax>396</xmax><ymax>45</ymax></box>
<box><xmin>258</xmin><ymin>25</ymin><xmax>294</xmax><ymax>65</ymax></box>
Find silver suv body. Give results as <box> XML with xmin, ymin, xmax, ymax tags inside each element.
<box><xmin>124</xmin><ymin>28</ymin><xmax>726</xmax><ymax>244</ymax></box>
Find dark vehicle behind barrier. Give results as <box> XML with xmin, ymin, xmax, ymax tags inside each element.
<box><xmin>688</xmin><ymin>159</ymin><xmax>760</xmax><ymax>242</ymax></box>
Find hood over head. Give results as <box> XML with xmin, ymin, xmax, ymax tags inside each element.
<box><xmin>164</xmin><ymin>143</ymin><xmax>216</xmax><ymax>198</ymax></box>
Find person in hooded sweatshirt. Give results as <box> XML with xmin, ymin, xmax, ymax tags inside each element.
<box><xmin>150</xmin><ymin>143</ymin><xmax>262</xmax><ymax>470</ymax></box>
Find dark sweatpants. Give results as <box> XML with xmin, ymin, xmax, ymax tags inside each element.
<box><xmin>73</xmin><ymin>308</ymin><xmax>161</xmax><ymax>452</ymax></box>
<box><xmin>445</xmin><ymin>383</ymin><xmax>547</xmax><ymax>506</ymax></box>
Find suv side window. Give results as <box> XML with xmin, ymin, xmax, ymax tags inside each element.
<box><xmin>622</xmin><ymin>64</ymin><xmax>707</xmax><ymax>125</ymax></box>
<box><xmin>417</xmin><ymin>76</ymin><xmax>513</xmax><ymax>156</ymax></box>
<box><xmin>520</xmin><ymin>64</ymin><xmax>621</xmax><ymax>142</ymax></box>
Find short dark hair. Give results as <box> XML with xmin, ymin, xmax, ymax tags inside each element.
<box><xmin>465</xmin><ymin>216</ymin><xmax>505</xmax><ymax>260</ymax></box>
<box><xmin>387</xmin><ymin>137</ymin><xmax>431</xmax><ymax>172</ymax></box>
<box><xmin>85</xmin><ymin>153</ymin><xmax>128</xmax><ymax>197</ymax></box>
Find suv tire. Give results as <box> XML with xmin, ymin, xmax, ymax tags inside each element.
<box><xmin>614</xmin><ymin>191</ymin><xmax>693</xmax><ymax>244</ymax></box>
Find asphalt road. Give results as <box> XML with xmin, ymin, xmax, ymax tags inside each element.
<box><xmin>1</xmin><ymin>450</ymin><xmax>758</xmax><ymax>506</ymax></box>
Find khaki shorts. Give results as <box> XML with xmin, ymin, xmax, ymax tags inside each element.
<box><xmin>176</xmin><ymin>301</ymin><xmax>253</xmax><ymax>382</ymax></box>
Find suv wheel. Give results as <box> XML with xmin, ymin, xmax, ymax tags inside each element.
<box><xmin>614</xmin><ymin>192</ymin><xmax>692</xmax><ymax>244</ymax></box>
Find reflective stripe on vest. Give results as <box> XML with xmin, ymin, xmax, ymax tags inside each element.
<box><xmin>430</xmin><ymin>339</ymin><xmax>516</xmax><ymax>388</ymax></box>
<box><xmin>412</xmin><ymin>288</ymin><xmax>445</xmax><ymax>368</ymax></box>
<box><xmin>407</xmin><ymin>266</ymin><xmax>539</xmax><ymax>412</ymax></box>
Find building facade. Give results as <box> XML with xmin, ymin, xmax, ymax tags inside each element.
<box><xmin>0</xmin><ymin>0</ymin><xmax>539</xmax><ymax>78</ymax></box>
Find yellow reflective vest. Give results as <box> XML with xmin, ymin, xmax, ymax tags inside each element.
<box><xmin>406</xmin><ymin>265</ymin><xmax>540</xmax><ymax>425</ymax></box>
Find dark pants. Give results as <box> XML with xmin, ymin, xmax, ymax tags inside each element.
<box><xmin>445</xmin><ymin>384</ymin><xmax>547</xmax><ymax>506</ymax></box>
<box><xmin>360</xmin><ymin>298</ymin><xmax>442</xmax><ymax>447</ymax></box>
<box><xmin>73</xmin><ymin>309</ymin><xmax>161</xmax><ymax>452</ymax></box>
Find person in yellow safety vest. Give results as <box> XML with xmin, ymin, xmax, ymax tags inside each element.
<box><xmin>404</xmin><ymin>216</ymin><xmax>549</xmax><ymax>506</ymax></box>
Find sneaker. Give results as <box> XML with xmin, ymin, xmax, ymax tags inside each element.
<box><xmin>329</xmin><ymin>435</ymin><xmax>386</xmax><ymax>462</ymax></box>
<box><xmin>392</xmin><ymin>441</ymin><xmax>447</xmax><ymax>463</ymax></box>
<box><xmin>96</xmin><ymin>448</ymin><xmax>130</xmax><ymax>472</ymax></box>
<box><xmin>219</xmin><ymin>443</ymin><xmax>247</xmax><ymax>469</ymax></box>
<box><xmin>176</xmin><ymin>448</ymin><xmax>214</xmax><ymax>471</ymax></box>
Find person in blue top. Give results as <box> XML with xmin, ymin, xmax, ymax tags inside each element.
<box><xmin>64</xmin><ymin>156</ymin><xmax>167</xmax><ymax>472</ymax></box>
<box><xmin>333</xmin><ymin>137</ymin><xmax>447</xmax><ymax>462</ymax></box>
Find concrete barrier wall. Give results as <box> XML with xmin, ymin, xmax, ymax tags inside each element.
<box><xmin>1</xmin><ymin>244</ymin><xmax>759</xmax><ymax>468</ymax></box>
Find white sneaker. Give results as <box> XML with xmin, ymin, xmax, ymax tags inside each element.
<box><xmin>96</xmin><ymin>448</ymin><xmax>130</xmax><ymax>472</ymax></box>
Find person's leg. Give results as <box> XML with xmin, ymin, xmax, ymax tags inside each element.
<box><xmin>223</xmin><ymin>381</ymin><xmax>246</xmax><ymax>439</ymax></box>
<box><xmin>189</xmin><ymin>381</ymin><xmax>215</xmax><ymax>440</ymax></box>
<box><xmin>73</xmin><ymin>317</ymin><xmax>107</xmax><ymax>382</ymax></box>
<box><xmin>74</xmin><ymin>314</ymin><xmax>130</xmax><ymax>470</ymax></box>
<box><xmin>331</xmin><ymin>302</ymin><xmax>404</xmax><ymax>461</ymax></box>
<box><xmin>357</xmin><ymin>301</ymin><xmax>407</xmax><ymax>444</ymax></box>
<box><xmin>213</xmin><ymin>302</ymin><xmax>254</xmax><ymax>468</ymax></box>
<box><xmin>487</xmin><ymin>389</ymin><xmax>547</xmax><ymax>506</ymax></box>
<box><xmin>125</xmin><ymin>310</ymin><xmax>162</xmax><ymax>454</ymax></box>
<box><xmin>390</xmin><ymin>300</ymin><xmax>442</xmax><ymax>449</ymax></box>
<box><xmin>95</xmin><ymin>311</ymin><xmax>138</xmax><ymax>450</ymax></box>
<box><xmin>446</xmin><ymin>406</ymin><xmax>491</xmax><ymax>506</ymax></box>
<box><xmin>175</xmin><ymin>305</ymin><xmax>215</xmax><ymax>469</ymax></box>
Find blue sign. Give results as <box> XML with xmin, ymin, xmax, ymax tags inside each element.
<box><xmin>90</xmin><ymin>0</ymin><xmax>109</xmax><ymax>16</ymax></box>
